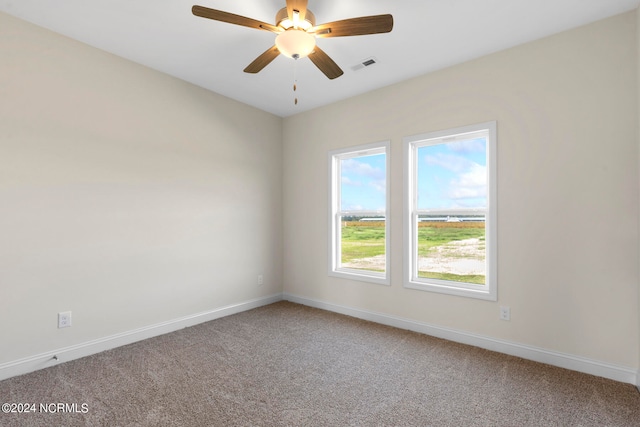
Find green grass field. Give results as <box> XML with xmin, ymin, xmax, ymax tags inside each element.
<box><xmin>340</xmin><ymin>221</ymin><xmax>386</xmax><ymax>264</ymax></box>
<box><xmin>415</xmin><ymin>222</ymin><xmax>485</xmax><ymax>255</ymax></box>
<box><xmin>340</xmin><ymin>221</ymin><xmax>485</xmax><ymax>284</ymax></box>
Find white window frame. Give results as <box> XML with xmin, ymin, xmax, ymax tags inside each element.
<box><xmin>329</xmin><ymin>141</ymin><xmax>390</xmax><ymax>286</ymax></box>
<box><xmin>403</xmin><ymin>122</ymin><xmax>497</xmax><ymax>300</ymax></box>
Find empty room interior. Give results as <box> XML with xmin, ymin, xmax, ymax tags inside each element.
<box><xmin>1</xmin><ymin>0</ymin><xmax>640</xmax><ymax>425</ymax></box>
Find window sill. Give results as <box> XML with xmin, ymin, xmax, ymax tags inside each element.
<box><xmin>404</xmin><ymin>279</ymin><xmax>496</xmax><ymax>301</ymax></box>
<box><xmin>329</xmin><ymin>268</ymin><xmax>390</xmax><ymax>286</ymax></box>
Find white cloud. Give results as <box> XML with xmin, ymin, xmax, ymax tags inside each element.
<box><xmin>369</xmin><ymin>178</ymin><xmax>386</xmax><ymax>194</ymax></box>
<box><xmin>341</xmin><ymin>176</ymin><xmax>360</xmax><ymax>186</ymax></box>
<box><xmin>425</xmin><ymin>153</ymin><xmax>475</xmax><ymax>174</ymax></box>
<box><xmin>343</xmin><ymin>203</ymin><xmax>364</xmax><ymax>211</ymax></box>
<box><xmin>448</xmin><ymin>138</ymin><xmax>486</xmax><ymax>153</ymax></box>
<box><xmin>341</xmin><ymin>158</ymin><xmax>385</xmax><ymax>180</ymax></box>
<box><xmin>341</xmin><ymin>158</ymin><xmax>386</xmax><ymax>195</ymax></box>
<box><xmin>448</xmin><ymin>164</ymin><xmax>486</xmax><ymax>200</ymax></box>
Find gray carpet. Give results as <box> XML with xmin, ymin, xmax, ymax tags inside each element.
<box><xmin>1</xmin><ymin>301</ymin><xmax>639</xmax><ymax>426</ymax></box>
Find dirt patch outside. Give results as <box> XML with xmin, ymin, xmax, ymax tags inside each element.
<box><xmin>342</xmin><ymin>238</ymin><xmax>485</xmax><ymax>275</ymax></box>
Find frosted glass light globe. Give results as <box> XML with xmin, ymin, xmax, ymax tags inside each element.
<box><xmin>275</xmin><ymin>29</ymin><xmax>316</xmax><ymax>59</ymax></box>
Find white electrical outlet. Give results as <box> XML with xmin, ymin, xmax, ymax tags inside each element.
<box><xmin>257</xmin><ymin>274</ymin><xmax>264</xmax><ymax>286</ymax></box>
<box><xmin>499</xmin><ymin>306</ymin><xmax>510</xmax><ymax>321</ymax></box>
<box><xmin>58</xmin><ymin>311</ymin><xmax>72</xmax><ymax>328</ymax></box>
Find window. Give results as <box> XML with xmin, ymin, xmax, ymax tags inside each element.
<box><xmin>329</xmin><ymin>141</ymin><xmax>390</xmax><ymax>285</ymax></box>
<box><xmin>404</xmin><ymin>122</ymin><xmax>496</xmax><ymax>300</ymax></box>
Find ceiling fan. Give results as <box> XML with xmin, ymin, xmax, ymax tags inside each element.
<box><xmin>192</xmin><ymin>0</ymin><xmax>393</xmax><ymax>80</ymax></box>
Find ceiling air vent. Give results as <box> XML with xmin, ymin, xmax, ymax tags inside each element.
<box><xmin>351</xmin><ymin>57</ymin><xmax>378</xmax><ymax>71</ymax></box>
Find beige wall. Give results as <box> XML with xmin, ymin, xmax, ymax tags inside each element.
<box><xmin>1</xmin><ymin>8</ymin><xmax>638</xmax><ymax>377</ymax></box>
<box><xmin>0</xmin><ymin>12</ymin><xmax>283</xmax><ymax>364</ymax></box>
<box><xmin>283</xmin><ymin>12</ymin><xmax>639</xmax><ymax>368</ymax></box>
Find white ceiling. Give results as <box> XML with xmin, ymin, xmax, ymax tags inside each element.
<box><xmin>1</xmin><ymin>0</ymin><xmax>639</xmax><ymax>117</ymax></box>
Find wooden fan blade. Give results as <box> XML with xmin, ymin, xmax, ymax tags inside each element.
<box><xmin>308</xmin><ymin>46</ymin><xmax>343</xmax><ymax>80</ymax></box>
<box><xmin>311</xmin><ymin>14</ymin><xmax>393</xmax><ymax>38</ymax></box>
<box><xmin>244</xmin><ymin>46</ymin><xmax>281</xmax><ymax>74</ymax></box>
<box><xmin>286</xmin><ymin>0</ymin><xmax>308</xmax><ymax>22</ymax></box>
<box><xmin>192</xmin><ymin>5</ymin><xmax>280</xmax><ymax>33</ymax></box>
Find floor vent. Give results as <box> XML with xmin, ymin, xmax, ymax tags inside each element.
<box><xmin>351</xmin><ymin>57</ymin><xmax>378</xmax><ymax>71</ymax></box>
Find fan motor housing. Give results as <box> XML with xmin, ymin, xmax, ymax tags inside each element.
<box><xmin>276</xmin><ymin>7</ymin><xmax>316</xmax><ymax>29</ymax></box>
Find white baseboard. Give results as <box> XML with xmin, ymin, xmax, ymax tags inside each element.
<box><xmin>4</xmin><ymin>292</ymin><xmax>637</xmax><ymax>387</ymax></box>
<box><xmin>0</xmin><ymin>293</ymin><xmax>283</xmax><ymax>382</ymax></box>
<box><xmin>283</xmin><ymin>293</ymin><xmax>639</xmax><ymax>386</ymax></box>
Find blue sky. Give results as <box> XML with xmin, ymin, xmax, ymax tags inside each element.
<box><xmin>340</xmin><ymin>153</ymin><xmax>386</xmax><ymax>212</ymax></box>
<box><xmin>417</xmin><ymin>138</ymin><xmax>487</xmax><ymax>210</ymax></box>
<box><xmin>338</xmin><ymin>137</ymin><xmax>486</xmax><ymax>212</ymax></box>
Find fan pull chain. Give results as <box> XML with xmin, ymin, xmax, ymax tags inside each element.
<box><xmin>293</xmin><ymin>55</ymin><xmax>298</xmax><ymax>105</ymax></box>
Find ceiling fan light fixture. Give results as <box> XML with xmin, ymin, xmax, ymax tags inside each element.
<box><xmin>275</xmin><ymin>29</ymin><xmax>316</xmax><ymax>59</ymax></box>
